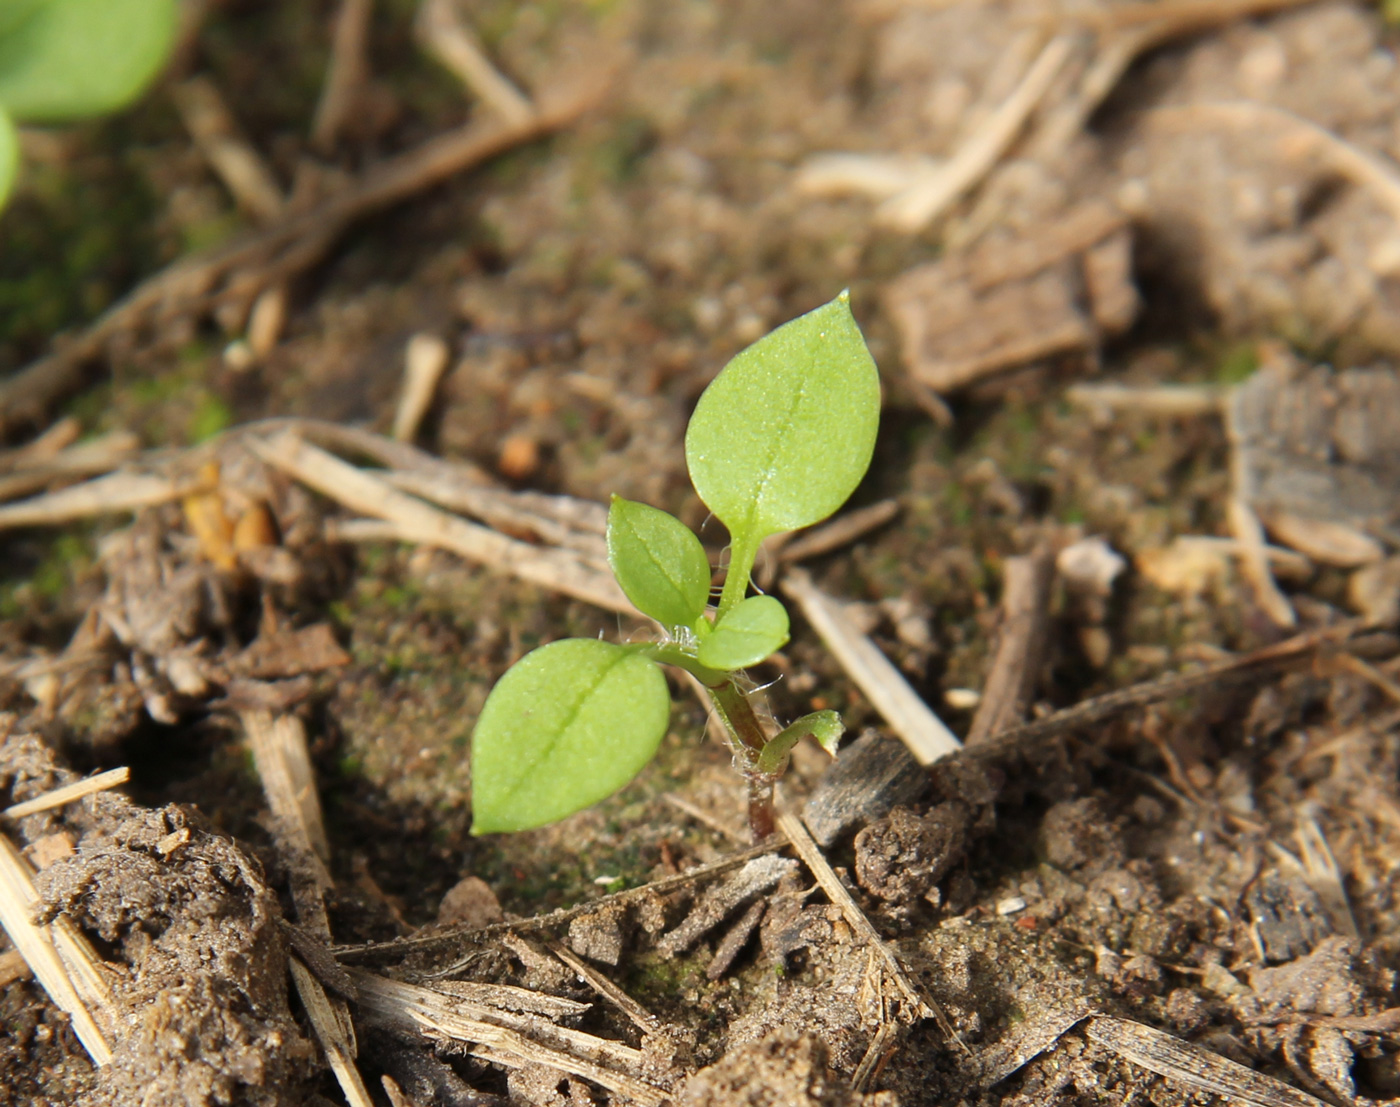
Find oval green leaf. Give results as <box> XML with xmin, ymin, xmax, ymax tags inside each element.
<box><xmin>696</xmin><ymin>594</ymin><xmax>789</xmax><ymax>671</ymax></box>
<box><xmin>685</xmin><ymin>292</ymin><xmax>880</xmax><ymax>542</ymax></box>
<box><xmin>607</xmin><ymin>495</ymin><xmax>711</xmax><ymax>631</ymax></box>
<box><xmin>0</xmin><ymin>0</ymin><xmax>176</xmax><ymax>123</ymax></box>
<box><xmin>470</xmin><ymin>639</ymin><xmax>670</xmax><ymax>834</ymax></box>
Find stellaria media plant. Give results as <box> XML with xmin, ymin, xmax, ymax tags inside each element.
<box><xmin>469</xmin><ymin>291</ymin><xmax>880</xmax><ymax>841</ymax></box>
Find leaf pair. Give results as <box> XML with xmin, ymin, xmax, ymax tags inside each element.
<box><xmin>470</xmin><ymin>293</ymin><xmax>881</xmax><ymax>835</ymax></box>
<box><xmin>606</xmin><ymin>495</ymin><xmax>790</xmax><ymax>671</ymax></box>
<box><xmin>0</xmin><ymin>0</ymin><xmax>176</xmax><ymax>207</ymax></box>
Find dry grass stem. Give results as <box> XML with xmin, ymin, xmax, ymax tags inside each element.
<box><xmin>3</xmin><ymin>767</ymin><xmax>130</xmax><ymax>820</ymax></box>
<box><xmin>0</xmin><ymin>417</ymin><xmax>80</xmax><ymax>468</ymax></box>
<box><xmin>253</xmin><ymin>434</ymin><xmax>631</xmax><ymax>611</ymax></box>
<box><xmin>350</xmin><ymin>968</ymin><xmax>667</xmax><ymax>1104</ymax></box>
<box><xmin>1065</xmin><ymin>383</ymin><xmax>1225</xmax><ymax>417</ymax></box>
<box><xmin>242</xmin><ymin>711</ymin><xmax>332</xmax><ymax>870</ymax></box>
<box><xmin>312</xmin><ymin>0</ymin><xmax>374</xmax><ymax>152</ymax></box>
<box><xmin>1084</xmin><ymin>1015</ymin><xmax>1329</xmax><ymax>1107</ymax></box>
<box><xmin>290</xmin><ymin>957</ymin><xmax>376</xmax><ymax>1107</ymax></box>
<box><xmin>0</xmin><ymin>431</ymin><xmax>143</xmax><ymax>504</ymax></box>
<box><xmin>1294</xmin><ymin>810</ymin><xmax>1360</xmax><ymax>942</ymax></box>
<box><xmin>663</xmin><ymin>793</ymin><xmax>746</xmax><ymax>845</ymax></box>
<box><xmin>793</xmin><ymin>153</ymin><xmax>941</xmax><ymax>201</ymax></box>
<box><xmin>546</xmin><ymin>940</ymin><xmax>661</xmax><ymax>1034</ymax></box>
<box><xmin>415</xmin><ymin>0</ymin><xmax>535</xmax><ymax>125</ymax></box>
<box><xmin>782</xmin><ymin>568</ymin><xmax>961</xmax><ymax>766</ymax></box>
<box><xmin>1226</xmin><ymin>495</ymin><xmax>1296</xmax><ymax>628</ymax></box>
<box><xmin>0</xmin><ymin>833</ymin><xmax>113</xmax><ymax>1065</ymax></box>
<box><xmin>0</xmin><ymin>470</ymin><xmax>183</xmax><ymax>529</ymax></box>
<box><xmin>777</xmin><ymin>812</ymin><xmax>943</xmax><ymax>1029</ymax></box>
<box><xmin>876</xmin><ymin>33</ymin><xmax>1075</xmax><ymax>232</ymax></box>
<box><xmin>173</xmin><ymin>76</ymin><xmax>286</xmax><ymax>222</ymax></box>
<box><xmin>392</xmin><ymin>333</ymin><xmax>452</xmax><ymax>443</ymax></box>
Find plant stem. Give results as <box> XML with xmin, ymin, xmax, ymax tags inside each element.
<box><xmin>717</xmin><ymin>530</ymin><xmax>761</xmax><ymax>621</ymax></box>
<box><xmin>707</xmin><ymin>678</ymin><xmax>778</xmax><ymax>842</ymax></box>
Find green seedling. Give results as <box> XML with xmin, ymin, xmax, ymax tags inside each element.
<box><xmin>0</xmin><ymin>0</ymin><xmax>176</xmax><ymax>208</ymax></box>
<box><xmin>470</xmin><ymin>292</ymin><xmax>880</xmax><ymax>840</ymax></box>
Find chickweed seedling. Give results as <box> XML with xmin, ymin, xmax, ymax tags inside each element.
<box><xmin>470</xmin><ymin>292</ymin><xmax>880</xmax><ymax>841</ymax></box>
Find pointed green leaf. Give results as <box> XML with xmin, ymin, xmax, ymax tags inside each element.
<box><xmin>470</xmin><ymin>639</ymin><xmax>670</xmax><ymax>834</ymax></box>
<box><xmin>0</xmin><ymin>0</ymin><xmax>176</xmax><ymax>123</ymax></box>
<box><xmin>0</xmin><ymin>108</ymin><xmax>16</xmax><ymax>211</ymax></box>
<box><xmin>696</xmin><ymin>594</ymin><xmax>789</xmax><ymax>671</ymax></box>
<box><xmin>685</xmin><ymin>292</ymin><xmax>880</xmax><ymax>544</ymax></box>
<box><xmin>607</xmin><ymin>495</ymin><xmax>711</xmax><ymax>630</ymax></box>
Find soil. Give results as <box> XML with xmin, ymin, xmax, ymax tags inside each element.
<box><xmin>3</xmin><ymin>1</ymin><xmax>1400</xmax><ymax>1105</ymax></box>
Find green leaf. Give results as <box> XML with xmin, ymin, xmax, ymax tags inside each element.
<box><xmin>685</xmin><ymin>292</ymin><xmax>880</xmax><ymax>543</ymax></box>
<box><xmin>756</xmin><ymin>710</ymin><xmax>844</xmax><ymax>775</ymax></box>
<box><xmin>470</xmin><ymin>639</ymin><xmax>670</xmax><ymax>834</ymax></box>
<box><xmin>607</xmin><ymin>495</ymin><xmax>711</xmax><ymax>631</ymax></box>
<box><xmin>0</xmin><ymin>0</ymin><xmax>176</xmax><ymax>122</ymax></box>
<box><xmin>696</xmin><ymin>594</ymin><xmax>789</xmax><ymax>671</ymax></box>
<box><xmin>0</xmin><ymin>107</ymin><xmax>16</xmax><ymax>210</ymax></box>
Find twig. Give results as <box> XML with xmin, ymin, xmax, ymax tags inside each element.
<box><xmin>966</xmin><ymin>547</ymin><xmax>1055</xmax><ymax>747</ymax></box>
<box><xmin>1294</xmin><ymin>808</ymin><xmax>1359</xmax><ymax>942</ymax></box>
<box><xmin>1086</xmin><ymin>0</ymin><xmax>1323</xmax><ymax>33</ymax></box>
<box><xmin>0</xmin><ymin>833</ymin><xmax>112</xmax><ymax>1065</ymax></box>
<box><xmin>776</xmin><ymin>812</ymin><xmax>947</xmax><ymax>1032</ymax></box>
<box><xmin>335</xmin><ymin>838</ymin><xmax>787</xmax><ymax>963</ymax></box>
<box><xmin>964</xmin><ymin>622</ymin><xmax>1387</xmax><ymax>765</ymax></box>
<box><xmin>876</xmin><ymin>33</ymin><xmax>1076</xmax><ymax>232</ymax></box>
<box><xmin>252</xmin><ymin>434</ymin><xmax>630</xmax><ymax>612</ymax></box>
<box><xmin>781</xmin><ymin>568</ymin><xmax>961</xmax><ymax>766</ymax></box>
<box><xmin>392</xmin><ymin>333</ymin><xmax>452</xmax><ymax>443</ymax></box>
<box><xmin>415</xmin><ymin>0</ymin><xmax>535</xmax><ymax>125</ymax></box>
<box><xmin>312</xmin><ymin>0</ymin><xmax>375</xmax><ymax>152</ymax></box>
<box><xmin>0</xmin><ymin>78</ymin><xmax>605</xmax><ymax>434</ymax></box>
<box><xmin>3</xmin><ymin>768</ymin><xmax>130</xmax><ymax>820</ymax></box>
<box><xmin>172</xmin><ymin>76</ymin><xmax>286</xmax><ymax>223</ymax></box>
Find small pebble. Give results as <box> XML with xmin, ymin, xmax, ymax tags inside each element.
<box><xmin>996</xmin><ymin>896</ymin><xmax>1027</xmax><ymax>916</ymax></box>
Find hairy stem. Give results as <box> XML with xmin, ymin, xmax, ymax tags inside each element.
<box><xmin>706</xmin><ymin>678</ymin><xmax>778</xmax><ymax>842</ymax></box>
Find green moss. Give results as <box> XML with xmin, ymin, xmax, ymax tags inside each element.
<box><xmin>1213</xmin><ymin>342</ymin><xmax>1259</xmax><ymax>385</ymax></box>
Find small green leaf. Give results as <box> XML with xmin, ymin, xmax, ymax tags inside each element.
<box><xmin>685</xmin><ymin>292</ymin><xmax>880</xmax><ymax>543</ymax></box>
<box><xmin>0</xmin><ymin>0</ymin><xmax>176</xmax><ymax>123</ymax></box>
<box><xmin>697</xmin><ymin>594</ymin><xmax>789</xmax><ymax>671</ymax></box>
<box><xmin>756</xmin><ymin>710</ymin><xmax>844</xmax><ymax>775</ymax></box>
<box><xmin>470</xmin><ymin>639</ymin><xmax>670</xmax><ymax>834</ymax></box>
<box><xmin>0</xmin><ymin>108</ymin><xmax>16</xmax><ymax>210</ymax></box>
<box><xmin>607</xmin><ymin>495</ymin><xmax>711</xmax><ymax>630</ymax></box>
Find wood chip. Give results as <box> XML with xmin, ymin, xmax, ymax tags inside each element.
<box><xmin>782</xmin><ymin>568</ymin><xmax>961</xmax><ymax>767</ymax></box>
<box><xmin>966</xmin><ymin>547</ymin><xmax>1054</xmax><ymax>747</ymax></box>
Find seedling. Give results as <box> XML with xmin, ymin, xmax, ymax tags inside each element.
<box><xmin>470</xmin><ymin>292</ymin><xmax>880</xmax><ymax>841</ymax></box>
<box><xmin>0</xmin><ymin>0</ymin><xmax>175</xmax><ymax>208</ymax></box>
